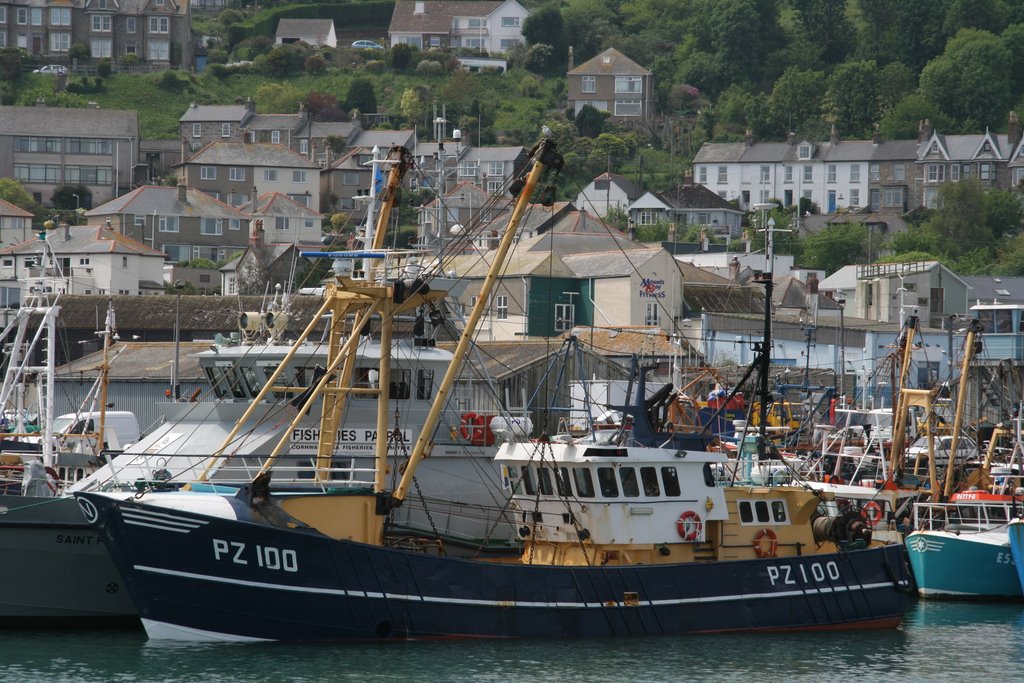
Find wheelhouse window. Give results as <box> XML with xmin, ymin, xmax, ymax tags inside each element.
<box><xmin>641</xmin><ymin>467</ymin><xmax>660</xmax><ymax>496</ymax></box>
<box><xmin>619</xmin><ymin>467</ymin><xmax>639</xmax><ymax>497</ymax></box>
<box><xmin>737</xmin><ymin>499</ymin><xmax>789</xmax><ymax>525</ymax></box>
<box><xmin>416</xmin><ymin>369</ymin><xmax>433</xmax><ymax>400</ymax></box>
<box><xmin>661</xmin><ymin>466</ymin><xmax>680</xmax><ymax>496</ymax></box>
<box><xmin>573</xmin><ymin>468</ymin><xmax>595</xmax><ymax>498</ymax></box>
<box><xmin>597</xmin><ymin>467</ymin><xmax>619</xmax><ymax>497</ymax></box>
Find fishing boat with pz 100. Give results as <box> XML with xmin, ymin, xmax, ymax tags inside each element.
<box><xmin>75</xmin><ymin>136</ymin><xmax>913</xmax><ymax>642</ymax></box>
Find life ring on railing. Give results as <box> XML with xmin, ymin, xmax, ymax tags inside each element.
<box><xmin>458</xmin><ymin>412</ymin><xmax>493</xmax><ymax>446</ymax></box>
<box><xmin>675</xmin><ymin>510</ymin><xmax>702</xmax><ymax>541</ymax></box>
<box><xmin>861</xmin><ymin>501</ymin><xmax>884</xmax><ymax>527</ymax></box>
<box><xmin>753</xmin><ymin>528</ymin><xmax>778</xmax><ymax>558</ymax></box>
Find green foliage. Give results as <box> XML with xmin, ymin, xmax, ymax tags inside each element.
<box><xmin>97</xmin><ymin>59</ymin><xmax>112</xmax><ymax>78</ymax></box>
<box><xmin>889</xmin><ymin>226</ymin><xmax>940</xmax><ymax>256</ymax></box>
<box><xmin>68</xmin><ymin>43</ymin><xmax>90</xmax><ymax>64</ymax></box>
<box><xmin>824</xmin><ymin>61</ymin><xmax>878</xmax><ymax>138</ymax></box>
<box><xmin>769</xmin><ymin>67</ymin><xmax>825</xmax><ymax>136</ymax></box>
<box><xmin>522</xmin><ymin>6</ymin><xmax>566</xmax><ymax>60</ymax></box>
<box><xmin>344</xmin><ymin>78</ymin><xmax>377</xmax><ymax>113</ymax></box>
<box><xmin>920</xmin><ymin>28</ymin><xmax>1012</xmax><ymax>129</ymax></box>
<box><xmin>388</xmin><ymin>43</ymin><xmax>412</xmax><ymax>70</ymax></box>
<box><xmin>875</xmin><ymin>250</ymin><xmax>944</xmax><ymax>265</ymax></box>
<box><xmin>574</xmin><ymin>104</ymin><xmax>606</xmax><ymax>138</ymax></box>
<box><xmin>951</xmin><ymin>247</ymin><xmax>994</xmax><ymax>275</ymax></box>
<box><xmin>0</xmin><ymin>178</ymin><xmax>36</xmax><ymax>211</ymax></box>
<box><xmin>156</xmin><ymin>70</ymin><xmax>190</xmax><ymax>92</ymax></box>
<box><xmin>984</xmin><ymin>189</ymin><xmax>1024</xmax><ymax>240</ymax></box>
<box><xmin>635</xmin><ymin>222</ymin><xmax>669</xmax><ymax>242</ymax></box>
<box><xmin>304</xmin><ymin>54</ymin><xmax>326</xmax><ymax>75</ymax></box>
<box><xmin>261</xmin><ymin>44</ymin><xmax>308</xmax><ymax>77</ymax></box>
<box><xmin>922</xmin><ymin>178</ymin><xmax>992</xmax><ymax>258</ymax></box>
<box><xmin>799</xmin><ymin>223</ymin><xmax>868</xmax><ymax>274</ymax></box>
<box><xmin>415</xmin><ymin>60</ymin><xmax>443</xmax><ymax>76</ymax></box>
<box><xmin>878</xmin><ymin>93</ymin><xmax>953</xmax><ymax>140</ymax></box>
<box><xmin>792</xmin><ymin>0</ymin><xmax>854</xmax><ymax>64</ymax></box>
<box><xmin>254</xmin><ymin>82</ymin><xmax>303</xmax><ymax>113</ymax></box>
<box><xmin>51</xmin><ymin>185</ymin><xmax>90</xmax><ymax>211</ymax></box>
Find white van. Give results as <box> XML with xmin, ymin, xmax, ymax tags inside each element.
<box><xmin>52</xmin><ymin>411</ymin><xmax>140</xmax><ymax>451</ymax></box>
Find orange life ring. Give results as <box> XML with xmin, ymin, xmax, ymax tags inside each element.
<box><xmin>861</xmin><ymin>501</ymin><xmax>884</xmax><ymax>527</ymax></box>
<box><xmin>675</xmin><ymin>510</ymin><xmax>702</xmax><ymax>541</ymax></box>
<box><xmin>753</xmin><ymin>528</ymin><xmax>778</xmax><ymax>558</ymax></box>
<box><xmin>458</xmin><ymin>412</ymin><xmax>478</xmax><ymax>441</ymax></box>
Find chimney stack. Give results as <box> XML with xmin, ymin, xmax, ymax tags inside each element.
<box><xmin>806</xmin><ymin>272</ymin><xmax>819</xmax><ymax>294</ymax></box>
<box><xmin>829</xmin><ymin>124</ymin><xmax>838</xmax><ymax>145</ymax></box>
<box><xmin>177</xmin><ymin>183</ymin><xmax>187</xmax><ymax>202</ymax></box>
<box><xmin>730</xmin><ymin>256</ymin><xmax>740</xmax><ymax>281</ymax></box>
<box><xmin>250</xmin><ymin>217</ymin><xmax>264</xmax><ymax>247</ymax></box>
<box><xmin>744</xmin><ymin>129</ymin><xmax>753</xmax><ymax>148</ymax></box>
<box><xmin>786</xmin><ymin>131</ymin><xmax>795</xmax><ymax>145</ymax></box>
<box><xmin>872</xmin><ymin>124</ymin><xmax>881</xmax><ymax>145</ymax></box>
<box><xmin>919</xmin><ymin>119</ymin><xmax>932</xmax><ymax>142</ymax></box>
<box><xmin>1009</xmin><ymin>111</ymin><xmax>1021</xmax><ymax>152</ymax></box>
<box><xmin>568</xmin><ymin>46</ymin><xmax>574</xmax><ymax>72</ymax></box>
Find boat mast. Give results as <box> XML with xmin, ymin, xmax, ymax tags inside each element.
<box><xmin>392</xmin><ymin>136</ymin><xmax>563</xmax><ymax>504</ymax></box>
<box><xmin>887</xmin><ymin>315</ymin><xmax>919</xmax><ymax>480</ymax></box>
<box><xmin>941</xmin><ymin>318</ymin><xmax>982</xmax><ymax>500</ymax></box>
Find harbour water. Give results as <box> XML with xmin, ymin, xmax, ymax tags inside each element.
<box><xmin>2</xmin><ymin>600</ymin><xmax>1022</xmax><ymax>682</ymax></box>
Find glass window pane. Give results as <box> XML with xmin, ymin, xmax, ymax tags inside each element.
<box><xmin>573</xmin><ymin>468</ymin><xmax>594</xmax><ymax>498</ymax></box>
<box><xmin>641</xmin><ymin>467</ymin><xmax>660</xmax><ymax>496</ymax></box>
<box><xmin>597</xmin><ymin>467</ymin><xmax>618</xmax><ymax>497</ymax></box>
<box><xmin>619</xmin><ymin>467</ymin><xmax>639</xmax><ymax>497</ymax></box>
<box><xmin>661</xmin><ymin>466</ymin><xmax>681</xmax><ymax>496</ymax></box>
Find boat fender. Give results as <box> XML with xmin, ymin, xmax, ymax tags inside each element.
<box><xmin>752</xmin><ymin>528</ymin><xmax>778</xmax><ymax>558</ymax></box>
<box><xmin>861</xmin><ymin>501</ymin><xmax>884</xmax><ymax>527</ymax></box>
<box><xmin>675</xmin><ymin>510</ymin><xmax>702</xmax><ymax>541</ymax></box>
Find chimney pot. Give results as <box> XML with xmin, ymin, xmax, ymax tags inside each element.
<box><xmin>177</xmin><ymin>183</ymin><xmax>187</xmax><ymax>202</ymax></box>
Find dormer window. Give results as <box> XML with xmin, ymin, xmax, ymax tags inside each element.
<box><xmin>97</xmin><ymin>0</ymin><xmax>107</xmax><ymax>9</ymax></box>
<box><xmin>930</xmin><ymin>142</ymin><xmax>939</xmax><ymax>154</ymax></box>
<box><xmin>798</xmin><ymin>144</ymin><xmax>811</xmax><ymax>160</ymax></box>
<box><xmin>982</xmin><ymin>141</ymin><xmax>991</xmax><ymax>153</ymax></box>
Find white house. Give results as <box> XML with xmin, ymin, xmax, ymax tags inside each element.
<box><xmin>388</xmin><ymin>0</ymin><xmax>529</xmax><ymax>53</ymax></box>
<box><xmin>576</xmin><ymin>172</ymin><xmax>638</xmax><ymax>217</ymax></box>
<box><xmin>275</xmin><ymin>19</ymin><xmax>338</xmax><ymax>48</ymax></box>
<box><xmin>0</xmin><ymin>199</ymin><xmax>33</xmax><ymax>247</ymax></box>
<box><xmin>0</xmin><ymin>225</ymin><xmax>166</xmax><ymax>303</ymax></box>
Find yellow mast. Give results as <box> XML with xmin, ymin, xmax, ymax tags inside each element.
<box><xmin>942</xmin><ymin>318</ymin><xmax>982</xmax><ymax>500</ymax></box>
<box><xmin>888</xmin><ymin>315</ymin><xmax>919</xmax><ymax>477</ymax></box>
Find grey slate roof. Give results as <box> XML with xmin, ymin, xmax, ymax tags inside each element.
<box><xmin>179</xmin><ymin>104</ymin><xmax>251</xmax><ymax>123</ymax></box>
<box><xmin>243</xmin><ymin>192</ymin><xmax>323</xmax><ymax>218</ymax></box>
<box><xmin>0</xmin><ymin>226</ymin><xmax>165</xmax><ymax>256</ymax></box>
<box><xmin>390</xmin><ymin>1</ymin><xmax>505</xmax><ymax>33</ymax></box>
<box><xmin>246</xmin><ymin>114</ymin><xmax>306</xmax><ymax>132</ymax></box>
<box><xmin>561</xmin><ymin>248</ymin><xmax>660</xmax><ymax>277</ymax></box>
<box><xmin>568</xmin><ymin>47</ymin><xmax>649</xmax><ymax>76</ymax></box>
<box><xmin>0</xmin><ymin>199</ymin><xmax>33</xmax><ymax>218</ymax></box>
<box><xmin>184</xmin><ymin>142</ymin><xmax>318</xmax><ymax>168</ymax></box>
<box><xmin>963</xmin><ymin>276</ymin><xmax>1024</xmax><ymax>304</ymax></box>
<box><xmin>276</xmin><ymin>18</ymin><xmax>334</xmax><ymax>39</ymax></box>
<box><xmin>655</xmin><ymin>183</ymin><xmax>740</xmax><ymax>211</ymax></box>
<box><xmin>86</xmin><ymin>186</ymin><xmax>248</xmax><ymax>219</ymax></box>
<box><xmin>0</xmin><ymin>104</ymin><xmax>138</xmax><ymax>138</ymax></box>
<box><xmin>349</xmin><ymin>129</ymin><xmax>417</xmax><ymax>149</ymax></box>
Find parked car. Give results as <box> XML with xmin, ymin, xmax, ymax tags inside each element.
<box><xmin>351</xmin><ymin>40</ymin><xmax>385</xmax><ymax>50</ymax></box>
<box><xmin>33</xmin><ymin>64</ymin><xmax>68</xmax><ymax>75</ymax></box>
<box><xmin>907</xmin><ymin>434</ymin><xmax>978</xmax><ymax>465</ymax></box>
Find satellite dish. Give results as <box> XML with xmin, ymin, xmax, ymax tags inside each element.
<box><xmin>449</xmin><ymin>224</ymin><xmax>464</xmax><ymax>235</ymax></box>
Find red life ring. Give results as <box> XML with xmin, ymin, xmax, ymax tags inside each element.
<box><xmin>753</xmin><ymin>528</ymin><xmax>778</xmax><ymax>558</ymax></box>
<box><xmin>675</xmin><ymin>510</ymin><xmax>702</xmax><ymax>541</ymax></box>
<box><xmin>861</xmin><ymin>501</ymin><xmax>884</xmax><ymax>527</ymax></box>
<box><xmin>458</xmin><ymin>412</ymin><xmax>478</xmax><ymax>441</ymax></box>
<box><xmin>458</xmin><ymin>412</ymin><xmax>493</xmax><ymax>446</ymax></box>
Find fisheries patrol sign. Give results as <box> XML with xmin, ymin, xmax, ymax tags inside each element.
<box><xmin>289</xmin><ymin>427</ymin><xmax>413</xmax><ymax>454</ymax></box>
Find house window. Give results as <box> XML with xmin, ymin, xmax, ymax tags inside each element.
<box><xmin>147</xmin><ymin>40</ymin><xmax>169</xmax><ymax>61</ymax></box>
<box><xmin>270</xmin><ymin>130</ymin><xmax>281</xmax><ymax>144</ymax></box>
<box><xmin>637</xmin><ymin>210</ymin><xmax>654</xmax><ymax>225</ymax></box>
<box><xmin>487</xmin><ymin>179</ymin><xmax>501</xmax><ymax>193</ymax></box>
<box><xmin>49</xmin><ymin>32</ymin><xmax>70</xmax><ymax>52</ymax></box>
<box><xmin>275</xmin><ymin>217</ymin><xmax>289</xmax><ymax>231</ymax></box>
<box><xmin>121</xmin><ymin>256</ymin><xmax>128</xmax><ymax>268</ymax></box>
<box><xmin>980</xmin><ymin>163</ymin><xmax>992</xmax><ymax>180</ymax></box>
<box><xmin>614</xmin><ymin>100</ymin><xmax>642</xmax><ymax>117</ymax></box>
<box><xmin>495</xmin><ymin>295</ymin><xmax>508</xmax><ymax>320</ymax></box>
<box><xmin>229</xmin><ymin>167</ymin><xmax>244</xmax><ymax>181</ymax></box>
<box><xmin>342</xmin><ymin>172</ymin><xmax>358</xmax><ymax>186</ymax></box>
<box><xmin>870</xmin><ymin>163</ymin><xmax>880</xmax><ymax>181</ymax></box>
<box><xmin>299</xmin><ymin>139</ymin><xmax>308</xmax><ymax>155</ymax></box>
<box><xmin>827</xmin><ymin>164</ymin><xmax>836</xmax><ymax>183</ymax></box>
<box><xmin>221</xmin><ymin>123</ymin><xmax>231</xmax><ymax>138</ymax></box>
<box><xmin>229</xmin><ymin>219</ymin><xmax>241</xmax><ymax>231</ymax></box>
<box><xmin>615</xmin><ymin>76</ymin><xmax>642</xmax><ymax>94</ymax></box>
<box><xmin>91</xmin><ymin>15</ymin><xmax>111</xmax><ymax>32</ymax></box>
<box><xmin>717</xmin><ymin>166</ymin><xmax>727</xmax><ymax>184</ymax></box>
<box><xmin>292</xmin><ymin>170</ymin><xmax>306</xmax><ymax>183</ymax></box>
<box><xmin>927</xmin><ymin>164</ymin><xmax>945</xmax><ymax>182</ymax></box>
<box><xmin>554</xmin><ymin>303</ymin><xmax>574</xmax><ymax>332</ymax></box>
<box><xmin>488</xmin><ymin>161</ymin><xmax>505</xmax><ymax>177</ymax></box>
<box><xmin>784</xmin><ymin>166</ymin><xmax>793</xmax><ymax>183</ymax></box>
<box><xmin>16</xmin><ymin>7</ymin><xmax>26</xmax><ymax>24</ymax></box>
<box><xmin>0</xmin><ymin>34</ymin><xmax>5</xmax><ymax>48</ymax></box>
<box><xmin>287</xmin><ymin>194</ymin><xmax>309</xmax><ymax>207</ymax></box>
<box><xmin>200</xmin><ymin>166</ymin><xmax>216</xmax><ymax>180</ymax></box>
<box><xmin>201</xmin><ymin>218</ymin><xmax>223</xmax><ymax>235</ymax></box>
<box><xmin>264</xmin><ymin>169</ymin><xmax>278</xmax><ymax>182</ymax></box>
<box><xmin>760</xmin><ymin>165</ymin><xmax>769</xmax><ymax>183</ymax></box>
<box><xmin>798</xmin><ymin>144</ymin><xmax>811</xmax><ymax>160</ymax></box>
<box><xmin>459</xmin><ymin>162</ymin><xmax>478</xmax><ymax>177</ymax></box>
<box><xmin>850</xmin><ymin>189</ymin><xmax>860</xmax><ymax>206</ymax></box>
<box><xmin>158</xmin><ymin>216</ymin><xmax>179</xmax><ymax>232</ymax></box>
<box><xmin>192</xmin><ymin>123</ymin><xmax>201</xmax><ymax>138</ymax></box>
<box><xmin>698</xmin><ymin>166</ymin><xmax>707</xmax><ymax>184</ymax></box>
<box><xmin>14</xmin><ymin>164</ymin><xmax>60</xmax><ymax>183</ymax></box>
<box><xmin>893</xmin><ymin>164</ymin><xmax>905</xmax><ymax>181</ymax></box>
<box><xmin>90</xmin><ymin>38</ymin><xmax>112</xmax><ymax>57</ymax></box>
<box><xmin>963</xmin><ymin>163</ymin><xmax>973</xmax><ymax>177</ymax></box>
<box><xmin>163</xmin><ymin>244</ymin><xmax>189</xmax><ymax>262</ymax></box>
<box><xmin>759</xmin><ymin>189</ymin><xmax>769</xmax><ymax>203</ymax></box>
<box><xmin>849</xmin><ymin>164</ymin><xmax>860</xmax><ymax>182</ymax></box>
<box><xmin>581</xmin><ymin>76</ymin><xmax>596</xmax><ymax>93</ymax></box>
<box><xmin>126</xmin><ymin>16</ymin><xmax>135</xmax><ymax>33</ymax></box>
<box><xmin>802</xmin><ymin>165</ymin><xmax>812</xmax><ymax>183</ymax></box>
<box><xmin>950</xmin><ymin>164</ymin><xmax>960</xmax><ymax>181</ymax></box>
<box><xmin>924</xmin><ymin>186</ymin><xmax>940</xmax><ymax>208</ymax></box>
<box><xmin>65</xmin><ymin>165</ymin><xmax>111</xmax><ymax>184</ymax></box>
<box><xmin>1014</xmin><ymin>168</ymin><xmax>1024</xmax><ymax>187</ymax></box>
<box><xmin>869</xmin><ymin>188</ymin><xmax>880</xmax><ymax>211</ymax></box>
<box><xmin>148</xmin><ymin>16</ymin><xmax>169</xmax><ymax>33</ymax></box>
<box><xmin>30</xmin><ymin>7</ymin><xmax>41</xmax><ymax>25</ymax></box>
<box><xmin>49</xmin><ymin>7</ymin><xmax>71</xmax><ymax>25</ymax></box>
<box><xmin>883</xmin><ymin>187</ymin><xmax>904</xmax><ymax>208</ymax></box>
<box><xmin>501</xmin><ymin>16</ymin><xmax>520</xmax><ymax>27</ymax></box>
<box><xmin>0</xmin><ymin>7</ymin><xmax>7</xmax><ymax>22</ymax></box>
<box><xmin>645</xmin><ymin>302</ymin><xmax>659</xmax><ymax>327</ymax></box>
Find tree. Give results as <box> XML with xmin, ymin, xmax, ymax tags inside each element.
<box><xmin>824</xmin><ymin>61</ymin><xmax>878</xmax><ymax>137</ymax></box>
<box><xmin>878</xmin><ymin>93</ymin><xmax>952</xmax><ymax>140</ymax></box>
<box><xmin>260</xmin><ymin>44</ymin><xmax>307</xmax><ymax>77</ymax></box>
<box><xmin>51</xmin><ymin>185</ymin><xmax>90</xmax><ymax>212</ymax></box>
<box><xmin>984</xmin><ymin>188</ymin><xmax>1024</xmax><ymax>240</ymax></box>
<box><xmin>791</xmin><ymin>0</ymin><xmax>854</xmax><ymax>64</ymax></box>
<box><xmin>0</xmin><ymin>178</ymin><xmax>35</xmax><ymax>211</ymax></box>
<box><xmin>388</xmin><ymin>43</ymin><xmax>412</xmax><ymax>70</ymax></box>
<box><xmin>304</xmin><ymin>91</ymin><xmax>346</xmax><ymax>121</ymax></box>
<box><xmin>799</xmin><ymin>223</ymin><xmax>868</xmax><ymax>274</ymax></box>
<box><xmin>574</xmin><ymin>104</ymin><xmax>606</xmax><ymax>138</ymax></box>
<box><xmin>400</xmin><ymin>88</ymin><xmax>427</xmax><ymax>127</ymax></box>
<box><xmin>923</xmin><ymin>178</ymin><xmax>991</xmax><ymax>259</ymax></box>
<box><xmin>919</xmin><ymin>28</ymin><xmax>1012</xmax><ymax>129</ymax></box>
<box><xmin>522</xmin><ymin>6</ymin><xmax>566</xmax><ymax>62</ymax></box>
<box><xmin>768</xmin><ymin>67</ymin><xmax>825</xmax><ymax>135</ymax></box>
<box><xmin>563</xmin><ymin>0</ymin><xmax>619</xmax><ymax>63</ymax></box>
<box><xmin>304</xmin><ymin>54</ymin><xmax>326</xmax><ymax>75</ymax></box>
<box><xmin>345</xmin><ymin>78</ymin><xmax>377</xmax><ymax>114</ymax></box>
<box><xmin>254</xmin><ymin>82</ymin><xmax>302</xmax><ymax>113</ymax></box>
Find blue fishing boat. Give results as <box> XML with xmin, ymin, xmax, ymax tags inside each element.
<box><xmin>74</xmin><ymin>137</ymin><xmax>912</xmax><ymax>642</ymax></box>
<box><xmin>906</xmin><ymin>490</ymin><xmax>1021</xmax><ymax>599</ymax></box>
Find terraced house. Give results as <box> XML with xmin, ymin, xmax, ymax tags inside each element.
<box><xmin>0</xmin><ymin>103</ymin><xmax>138</xmax><ymax>206</ymax></box>
<box><xmin>0</xmin><ymin>0</ymin><xmax>191</xmax><ymax>66</ymax></box>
